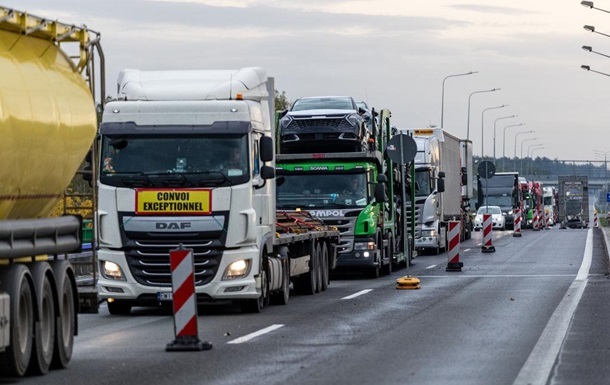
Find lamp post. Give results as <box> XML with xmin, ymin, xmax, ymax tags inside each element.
<box><xmin>528</xmin><ymin>144</ymin><xmax>544</xmax><ymax>158</ymax></box>
<box><xmin>520</xmin><ymin>138</ymin><xmax>538</xmax><ymax>174</ymax></box>
<box><xmin>581</xmin><ymin>65</ymin><xmax>610</xmax><ymax>77</ymax></box>
<box><xmin>502</xmin><ymin>123</ymin><xmax>524</xmax><ymax>170</ymax></box>
<box><xmin>441</xmin><ymin>71</ymin><xmax>478</xmax><ymax>128</ymax></box>
<box><xmin>582</xmin><ymin>45</ymin><xmax>610</xmax><ymax>59</ymax></box>
<box><xmin>467</xmin><ymin>88</ymin><xmax>500</xmax><ymax>140</ymax></box>
<box><xmin>583</xmin><ymin>25</ymin><xmax>610</xmax><ymax>38</ymax></box>
<box><xmin>528</xmin><ymin>146</ymin><xmax>545</xmax><ymax>176</ymax></box>
<box><xmin>493</xmin><ymin>115</ymin><xmax>516</xmax><ymax>161</ymax></box>
<box><xmin>513</xmin><ymin>130</ymin><xmax>535</xmax><ymax>170</ymax></box>
<box><xmin>594</xmin><ymin>150</ymin><xmax>610</xmax><ymax>179</ymax></box>
<box><xmin>481</xmin><ymin>105</ymin><xmax>507</xmax><ymax>159</ymax></box>
<box><xmin>581</xmin><ymin>1</ymin><xmax>610</xmax><ymax>14</ymax></box>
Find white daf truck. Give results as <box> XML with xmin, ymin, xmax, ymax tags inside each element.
<box><xmin>96</xmin><ymin>68</ymin><xmax>338</xmax><ymax>314</ymax></box>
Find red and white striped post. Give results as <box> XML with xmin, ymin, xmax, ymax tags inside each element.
<box><xmin>166</xmin><ymin>245</ymin><xmax>212</xmax><ymax>351</ymax></box>
<box><xmin>594</xmin><ymin>211</ymin><xmax>599</xmax><ymax>228</ymax></box>
<box><xmin>532</xmin><ymin>208</ymin><xmax>540</xmax><ymax>231</ymax></box>
<box><xmin>481</xmin><ymin>213</ymin><xmax>495</xmax><ymax>253</ymax></box>
<box><xmin>513</xmin><ymin>207</ymin><xmax>522</xmax><ymax>237</ymax></box>
<box><xmin>446</xmin><ymin>221</ymin><xmax>463</xmax><ymax>271</ymax></box>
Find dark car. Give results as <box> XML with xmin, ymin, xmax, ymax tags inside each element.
<box><xmin>278</xmin><ymin>96</ymin><xmax>370</xmax><ymax>153</ymax></box>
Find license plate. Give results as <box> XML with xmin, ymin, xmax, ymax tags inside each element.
<box><xmin>157</xmin><ymin>292</ymin><xmax>173</xmax><ymax>301</ymax></box>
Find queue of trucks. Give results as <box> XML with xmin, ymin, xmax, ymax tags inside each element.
<box><xmin>0</xmin><ymin>5</ymin><xmax>596</xmax><ymax>380</ymax></box>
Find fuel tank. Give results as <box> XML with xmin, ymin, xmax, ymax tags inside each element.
<box><xmin>0</xmin><ymin>28</ymin><xmax>97</xmax><ymax>219</ymax></box>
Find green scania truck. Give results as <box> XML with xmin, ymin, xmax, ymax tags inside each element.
<box><xmin>275</xmin><ymin>109</ymin><xmax>412</xmax><ymax>277</ymax></box>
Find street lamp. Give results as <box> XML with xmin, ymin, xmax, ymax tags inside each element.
<box><xmin>467</xmin><ymin>88</ymin><xmax>500</xmax><ymax>140</ymax></box>
<box><xmin>441</xmin><ymin>71</ymin><xmax>478</xmax><ymax>128</ymax></box>
<box><xmin>581</xmin><ymin>1</ymin><xmax>610</xmax><ymax>13</ymax></box>
<box><xmin>582</xmin><ymin>45</ymin><xmax>610</xmax><ymax>59</ymax></box>
<box><xmin>513</xmin><ymin>130</ymin><xmax>535</xmax><ymax>170</ymax></box>
<box><xmin>528</xmin><ymin>144</ymin><xmax>544</xmax><ymax>158</ymax></box>
<box><xmin>594</xmin><ymin>150</ymin><xmax>610</xmax><ymax>179</ymax></box>
<box><xmin>583</xmin><ymin>25</ymin><xmax>610</xmax><ymax>38</ymax></box>
<box><xmin>581</xmin><ymin>64</ymin><xmax>610</xmax><ymax>77</ymax></box>
<box><xmin>493</xmin><ymin>115</ymin><xmax>516</xmax><ymax>161</ymax></box>
<box><xmin>481</xmin><ymin>105</ymin><xmax>507</xmax><ymax>159</ymax></box>
<box><xmin>502</xmin><ymin>123</ymin><xmax>524</xmax><ymax>168</ymax></box>
<box><xmin>520</xmin><ymin>138</ymin><xmax>538</xmax><ymax>175</ymax></box>
<box><xmin>528</xmin><ymin>145</ymin><xmax>545</xmax><ymax>176</ymax></box>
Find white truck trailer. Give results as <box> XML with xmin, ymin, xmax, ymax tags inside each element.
<box><xmin>399</xmin><ymin>128</ymin><xmax>465</xmax><ymax>254</ymax></box>
<box><xmin>96</xmin><ymin>67</ymin><xmax>339</xmax><ymax>314</ymax></box>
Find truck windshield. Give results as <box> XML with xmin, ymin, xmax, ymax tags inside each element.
<box><xmin>484</xmin><ymin>195</ymin><xmax>512</xmax><ymax>207</ymax></box>
<box><xmin>277</xmin><ymin>173</ymin><xmax>370</xmax><ymax>208</ymax></box>
<box><xmin>99</xmin><ymin>134</ymin><xmax>249</xmax><ymax>188</ymax></box>
<box><xmin>414</xmin><ymin>170</ymin><xmax>432</xmax><ymax>196</ymax></box>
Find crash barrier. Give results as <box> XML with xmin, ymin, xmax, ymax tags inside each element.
<box><xmin>513</xmin><ymin>208</ymin><xmax>522</xmax><ymax>237</ymax></box>
<box><xmin>446</xmin><ymin>221</ymin><xmax>463</xmax><ymax>272</ymax></box>
<box><xmin>481</xmin><ymin>213</ymin><xmax>495</xmax><ymax>253</ymax></box>
<box><xmin>166</xmin><ymin>246</ymin><xmax>212</xmax><ymax>352</ymax></box>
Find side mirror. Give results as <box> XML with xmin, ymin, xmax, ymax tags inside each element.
<box><xmin>438</xmin><ymin>171</ymin><xmax>446</xmax><ymax>178</ymax></box>
<box><xmin>260</xmin><ymin>165</ymin><xmax>275</xmax><ymax>180</ymax></box>
<box><xmin>260</xmin><ymin>136</ymin><xmax>274</xmax><ymax>162</ymax></box>
<box><xmin>377</xmin><ymin>174</ymin><xmax>388</xmax><ymax>183</ymax></box>
<box><xmin>437</xmin><ymin>178</ymin><xmax>445</xmax><ymax>193</ymax></box>
<box><xmin>375</xmin><ymin>183</ymin><xmax>386</xmax><ymax>203</ymax></box>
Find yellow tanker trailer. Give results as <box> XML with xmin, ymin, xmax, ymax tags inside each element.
<box><xmin>0</xmin><ymin>7</ymin><xmax>104</xmax><ymax>377</ymax></box>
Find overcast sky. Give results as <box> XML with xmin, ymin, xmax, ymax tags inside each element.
<box><xmin>5</xmin><ymin>0</ymin><xmax>610</xmax><ymax>161</ymax></box>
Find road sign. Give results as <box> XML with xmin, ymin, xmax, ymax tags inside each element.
<box><xmin>606</xmin><ymin>192</ymin><xmax>610</xmax><ymax>203</ymax></box>
<box><xmin>386</xmin><ymin>133</ymin><xmax>417</xmax><ymax>165</ymax></box>
<box><xmin>477</xmin><ymin>161</ymin><xmax>496</xmax><ymax>179</ymax></box>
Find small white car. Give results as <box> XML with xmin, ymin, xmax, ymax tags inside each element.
<box><xmin>473</xmin><ymin>205</ymin><xmax>506</xmax><ymax>231</ymax></box>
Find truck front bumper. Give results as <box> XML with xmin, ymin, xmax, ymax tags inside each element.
<box><xmin>415</xmin><ymin>236</ymin><xmax>439</xmax><ymax>249</ymax></box>
<box><xmin>335</xmin><ymin>250</ymin><xmax>380</xmax><ymax>269</ymax></box>
<box><xmin>97</xmin><ymin>247</ymin><xmax>262</xmax><ymax>306</ymax></box>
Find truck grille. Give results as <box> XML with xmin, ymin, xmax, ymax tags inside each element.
<box><xmin>124</xmin><ymin>239</ymin><xmax>223</xmax><ymax>287</ymax></box>
<box><xmin>320</xmin><ymin>217</ymin><xmax>356</xmax><ymax>254</ymax></box>
<box><xmin>406</xmin><ymin>203</ymin><xmax>422</xmax><ymax>239</ymax></box>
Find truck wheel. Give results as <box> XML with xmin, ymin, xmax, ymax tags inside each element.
<box><xmin>107</xmin><ymin>300</ymin><xmax>132</xmax><ymax>316</ymax></box>
<box><xmin>315</xmin><ymin>243</ymin><xmax>323</xmax><ymax>293</ymax></box>
<box><xmin>271</xmin><ymin>259</ymin><xmax>290</xmax><ymax>305</ymax></box>
<box><xmin>49</xmin><ymin>261</ymin><xmax>75</xmax><ymax>369</ymax></box>
<box><xmin>240</xmin><ymin>269</ymin><xmax>268</xmax><ymax>313</ymax></box>
<box><xmin>320</xmin><ymin>242</ymin><xmax>329</xmax><ymax>291</ymax></box>
<box><xmin>28</xmin><ymin>263</ymin><xmax>56</xmax><ymax>375</ymax></box>
<box><xmin>294</xmin><ymin>242</ymin><xmax>318</xmax><ymax>295</ymax></box>
<box><xmin>0</xmin><ymin>264</ymin><xmax>34</xmax><ymax>377</ymax></box>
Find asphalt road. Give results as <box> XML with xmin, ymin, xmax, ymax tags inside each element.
<box><xmin>16</xmin><ymin>226</ymin><xmax>610</xmax><ymax>385</ymax></box>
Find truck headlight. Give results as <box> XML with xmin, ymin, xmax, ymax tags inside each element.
<box><xmin>354</xmin><ymin>241</ymin><xmax>375</xmax><ymax>250</ymax></box>
<box><xmin>223</xmin><ymin>259</ymin><xmax>251</xmax><ymax>280</ymax></box>
<box><xmin>101</xmin><ymin>261</ymin><xmax>126</xmax><ymax>281</ymax></box>
<box><xmin>421</xmin><ymin>230</ymin><xmax>437</xmax><ymax>237</ymax></box>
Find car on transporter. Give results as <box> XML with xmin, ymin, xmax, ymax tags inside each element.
<box><xmin>473</xmin><ymin>205</ymin><xmax>506</xmax><ymax>231</ymax></box>
<box><xmin>278</xmin><ymin>96</ymin><xmax>370</xmax><ymax>154</ymax></box>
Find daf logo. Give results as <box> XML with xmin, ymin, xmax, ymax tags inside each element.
<box><xmin>155</xmin><ymin>222</ymin><xmax>192</xmax><ymax>230</ymax></box>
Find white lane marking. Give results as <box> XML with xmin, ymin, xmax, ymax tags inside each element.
<box><xmin>227</xmin><ymin>324</ymin><xmax>284</xmax><ymax>344</ymax></box>
<box><xmin>463</xmin><ymin>248</ymin><xmax>471</xmax><ymax>252</ymax></box>
<box><xmin>512</xmin><ymin>229</ymin><xmax>592</xmax><ymax>385</ymax></box>
<box><xmin>425</xmin><ymin>264</ymin><xmax>437</xmax><ymax>269</ymax></box>
<box><xmin>341</xmin><ymin>289</ymin><xmax>373</xmax><ymax>300</ymax></box>
<box><xmin>418</xmin><ymin>274</ymin><xmax>576</xmax><ymax>278</ymax></box>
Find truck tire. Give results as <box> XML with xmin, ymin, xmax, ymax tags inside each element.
<box><xmin>28</xmin><ymin>262</ymin><xmax>56</xmax><ymax>375</ymax></box>
<box><xmin>0</xmin><ymin>264</ymin><xmax>34</xmax><ymax>377</ymax></box>
<box><xmin>49</xmin><ymin>260</ymin><xmax>76</xmax><ymax>369</ymax></box>
<box><xmin>320</xmin><ymin>242</ymin><xmax>329</xmax><ymax>291</ymax></box>
<box><xmin>294</xmin><ymin>242</ymin><xmax>318</xmax><ymax>295</ymax></box>
<box><xmin>315</xmin><ymin>243</ymin><xmax>323</xmax><ymax>293</ymax></box>
<box><xmin>271</xmin><ymin>258</ymin><xmax>290</xmax><ymax>305</ymax></box>
<box><xmin>107</xmin><ymin>300</ymin><xmax>132</xmax><ymax>316</ymax></box>
<box><xmin>240</xmin><ymin>268</ymin><xmax>269</xmax><ymax>313</ymax></box>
